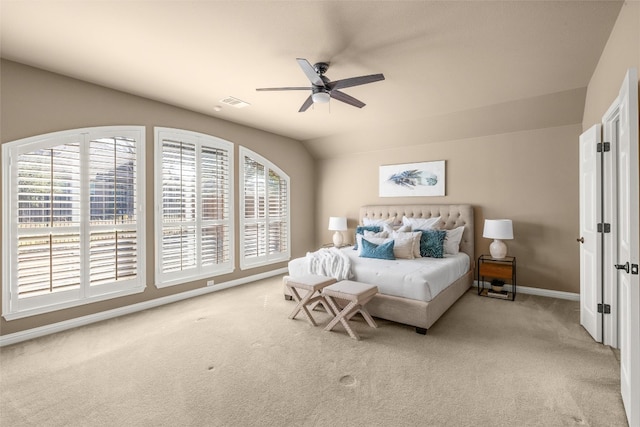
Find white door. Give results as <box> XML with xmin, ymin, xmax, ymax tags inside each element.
<box><xmin>579</xmin><ymin>124</ymin><xmax>602</xmax><ymax>342</ymax></box>
<box><xmin>613</xmin><ymin>68</ymin><xmax>639</xmax><ymax>427</ymax></box>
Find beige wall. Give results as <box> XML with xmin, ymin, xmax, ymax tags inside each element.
<box><xmin>583</xmin><ymin>0</ymin><xmax>640</xmax><ymax>130</ymax></box>
<box><xmin>316</xmin><ymin>124</ymin><xmax>581</xmax><ymax>294</ymax></box>
<box><xmin>0</xmin><ymin>60</ymin><xmax>316</xmax><ymax>336</ymax></box>
<box><xmin>314</xmin><ymin>1</ymin><xmax>640</xmax><ymax>296</ymax></box>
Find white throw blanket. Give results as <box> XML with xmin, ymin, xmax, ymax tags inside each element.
<box><xmin>305</xmin><ymin>247</ymin><xmax>353</xmax><ymax>281</ymax></box>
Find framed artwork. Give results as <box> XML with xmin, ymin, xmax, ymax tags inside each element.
<box><xmin>379</xmin><ymin>160</ymin><xmax>445</xmax><ymax>197</ymax></box>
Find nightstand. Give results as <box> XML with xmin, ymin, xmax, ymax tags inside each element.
<box><xmin>477</xmin><ymin>255</ymin><xmax>516</xmax><ymax>301</ymax></box>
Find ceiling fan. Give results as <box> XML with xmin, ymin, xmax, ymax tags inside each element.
<box><xmin>256</xmin><ymin>58</ymin><xmax>385</xmax><ymax>112</ymax></box>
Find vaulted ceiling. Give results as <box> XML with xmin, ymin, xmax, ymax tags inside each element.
<box><xmin>0</xmin><ymin>1</ymin><xmax>623</xmax><ymax>158</ymax></box>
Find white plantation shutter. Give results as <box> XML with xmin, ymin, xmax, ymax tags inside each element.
<box><xmin>240</xmin><ymin>147</ymin><xmax>290</xmax><ymax>269</ymax></box>
<box><xmin>201</xmin><ymin>145</ymin><xmax>232</xmax><ymax>266</ymax></box>
<box><xmin>243</xmin><ymin>157</ymin><xmax>266</xmax><ymax>259</ymax></box>
<box><xmin>268</xmin><ymin>169</ymin><xmax>288</xmax><ymax>255</ymax></box>
<box><xmin>2</xmin><ymin>127</ymin><xmax>146</xmax><ymax>319</ymax></box>
<box><xmin>155</xmin><ymin>128</ymin><xmax>233</xmax><ymax>287</ymax></box>
<box><xmin>88</xmin><ymin>136</ymin><xmax>138</xmax><ymax>287</ymax></box>
<box><xmin>16</xmin><ymin>144</ymin><xmax>82</xmax><ymax>298</ymax></box>
<box><xmin>160</xmin><ymin>139</ymin><xmax>197</xmax><ymax>274</ymax></box>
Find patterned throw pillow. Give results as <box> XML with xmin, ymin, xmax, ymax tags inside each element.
<box><xmin>353</xmin><ymin>226</ymin><xmax>382</xmax><ymax>250</ymax></box>
<box><xmin>415</xmin><ymin>229</ymin><xmax>447</xmax><ymax>258</ymax></box>
<box><xmin>359</xmin><ymin>238</ymin><xmax>395</xmax><ymax>260</ymax></box>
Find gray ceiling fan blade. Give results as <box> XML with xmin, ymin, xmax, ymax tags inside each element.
<box><xmin>330</xmin><ymin>90</ymin><xmax>365</xmax><ymax>108</ymax></box>
<box><xmin>328</xmin><ymin>73</ymin><xmax>385</xmax><ymax>90</ymax></box>
<box><xmin>296</xmin><ymin>58</ymin><xmax>324</xmax><ymax>86</ymax></box>
<box><xmin>256</xmin><ymin>87</ymin><xmax>311</xmax><ymax>91</ymax></box>
<box><xmin>298</xmin><ymin>95</ymin><xmax>314</xmax><ymax>112</ymax></box>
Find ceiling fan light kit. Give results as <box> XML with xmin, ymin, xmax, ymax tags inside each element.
<box><xmin>256</xmin><ymin>58</ymin><xmax>385</xmax><ymax>112</ymax></box>
<box><xmin>311</xmin><ymin>91</ymin><xmax>330</xmax><ymax>104</ymax></box>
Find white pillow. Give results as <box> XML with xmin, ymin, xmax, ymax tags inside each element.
<box><xmin>392</xmin><ymin>230</ymin><xmax>422</xmax><ymax>258</ymax></box>
<box><xmin>402</xmin><ymin>216</ymin><xmax>441</xmax><ymax>230</ymax></box>
<box><xmin>444</xmin><ymin>226</ymin><xmax>465</xmax><ymax>255</ymax></box>
<box><xmin>362</xmin><ymin>216</ymin><xmax>396</xmax><ymax>233</ymax></box>
<box><xmin>364</xmin><ymin>230</ymin><xmax>389</xmax><ymax>239</ymax></box>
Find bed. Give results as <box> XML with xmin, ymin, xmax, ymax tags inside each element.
<box><xmin>286</xmin><ymin>204</ymin><xmax>475</xmax><ymax>334</ymax></box>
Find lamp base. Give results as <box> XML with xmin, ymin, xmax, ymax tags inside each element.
<box><xmin>489</xmin><ymin>239</ymin><xmax>507</xmax><ymax>259</ymax></box>
<box><xmin>332</xmin><ymin>231</ymin><xmax>344</xmax><ymax>247</ymax></box>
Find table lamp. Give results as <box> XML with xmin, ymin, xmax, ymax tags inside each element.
<box><xmin>328</xmin><ymin>216</ymin><xmax>348</xmax><ymax>247</ymax></box>
<box><xmin>483</xmin><ymin>219</ymin><xmax>513</xmax><ymax>259</ymax></box>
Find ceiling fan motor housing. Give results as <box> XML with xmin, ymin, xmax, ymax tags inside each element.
<box><xmin>314</xmin><ymin>62</ymin><xmax>330</xmax><ymax>76</ymax></box>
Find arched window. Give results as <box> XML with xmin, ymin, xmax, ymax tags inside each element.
<box><xmin>2</xmin><ymin>126</ymin><xmax>146</xmax><ymax>319</ymax></box>
<box><xmin>239</xmin><ymin>146</ymin><xmax>290</xmax><ymax>269</ymax></box>
<box><xmin>154</xmin><ymin>128</ymin><xmax>234</xmax><ymax>287</ymax></box>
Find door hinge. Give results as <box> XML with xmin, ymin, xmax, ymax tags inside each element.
<box><xmin>597</xmin><ymin>223</ymin><xmax>611</xmax><ymax>233</ymax></box>
<box><xmin>597</xmin><ymin>142</ymin><xmax>611</xmax><ymax>152</ymax></box>
<box><xmin>597</xmin><ymin>303</ymin><xmax>611</xmax><ymax>314</ymax></box>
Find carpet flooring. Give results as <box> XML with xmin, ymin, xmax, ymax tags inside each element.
<box><xmin>0</xmin><ymin>275</ymin><xmax>627</xmax><ymax>426</ymax></box>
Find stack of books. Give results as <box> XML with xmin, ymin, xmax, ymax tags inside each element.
<box><xmin>482</xmin><ymin>289</ymin><xmax>511</xmax><ymax>299</ymax></box>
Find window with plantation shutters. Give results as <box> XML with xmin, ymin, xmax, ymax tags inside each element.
<box><xmin>239</xmin><ymin>147</ymin><xmax>290</xmax><ymax>270</ymax></box>
<box><xmin>2</xmin><ymin>127</ymin><xmax>146</xmax><ymax>320</ymax></box>
<box><xmin>154</xmin><ymin>128</ymin><xmax>234</xmax><ymax>287</ymax></box>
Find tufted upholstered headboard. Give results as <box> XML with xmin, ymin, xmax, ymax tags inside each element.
<box><xmin>359</xmin><ymin>204</ymin><xmax>474</xmax><ymax>264</ymax></box>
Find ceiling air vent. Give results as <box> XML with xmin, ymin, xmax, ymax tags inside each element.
<box><xmin>219</xmin><ymin>96</ymin><xmax>250</xmax><ymax>109</ymax></box>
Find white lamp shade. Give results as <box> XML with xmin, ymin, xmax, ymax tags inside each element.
<box><xmin>483</xmin><ymin>219</ymin><xmax>514</xmax><ymax>240</ymax></box>
<box><xmin>328</xmin><ymin>216</ymin><xmax>347</xmax><ymax>231</ymax></box>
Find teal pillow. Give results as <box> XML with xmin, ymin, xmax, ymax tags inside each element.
<box><xmin>359</xmin><ymin>238</ymin><xmax>395</xmax><ymax>260</ymax></box>
<box><xmin>353</xmin><ymin>226</ymin><xmax>382</xmax><ymax>250</ymax></box>
<box><xmin>415</xmin><ymin>229</ymin><xmax>446</xmax><ymax>258</ymax></box>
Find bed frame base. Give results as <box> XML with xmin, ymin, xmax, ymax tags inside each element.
<box><xmin>415</xmin><ymin>327</ymin><xmax>427</xmax><ymax>335</ymax></box>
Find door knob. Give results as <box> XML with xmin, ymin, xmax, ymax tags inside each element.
<box><xmin>577</xmin><ymin>237</ymin><xmax>584</xmax><ymax>244</ymax></box>
<box><xmin>615</xmin><ymin>262</ymin><xmax>630</xmax><ymax>273</ymax></box>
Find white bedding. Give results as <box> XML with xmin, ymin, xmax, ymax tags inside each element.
<box><xmin>288</xmin><ymin>247</ymin><xmax>470</xmax><ymax>302</ymax></box>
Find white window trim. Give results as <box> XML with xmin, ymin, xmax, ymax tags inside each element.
<box><xmin>2</xmin><ymin>126</ymin><xmax>147</xmax><ymax>320</ymax></box>
<box><xmin>239</xmin><ymin>146</ymin><xmax>291</xmax><ymax>270</ymax></box>
<box><xmin>154</xmin><ymin>127</ymin><xmax>235</xmax><ymax>288</ymax></box>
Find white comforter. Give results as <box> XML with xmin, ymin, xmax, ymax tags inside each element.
<box><xmin>288</xmin><ymin>247</ymin><xmax>469</xmax><ymax>302</ymax></box>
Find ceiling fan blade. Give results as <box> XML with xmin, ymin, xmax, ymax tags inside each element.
<box><xmin>296</xmin><ymin>58</ymin><xmax>324</xmax><ymax>86</ymax></box>
<box><xmin>256</xmin><ymin>87</ymin><xmax>311</xmax><ymax>91</ymax></box>
<box><xmin>330</xmin><ymin>90</ymin><xmax>365</xmax><ymax>108</ymax></box>
<box><xmin>298</xmin><ymin>95</ymin><xmax>314</xmax><ymax>112</ymax></box>
<box><xmin>328</xmin><ymin>73</ymin><xmax>385</xmax><ymax>90</ymax></box>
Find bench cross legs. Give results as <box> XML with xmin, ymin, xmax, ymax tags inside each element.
<box><xmin>324</xmin><ymin>295</ymin><xmax>378</xmax><ymax>340</ymax></box>
<box><xmin>288</xmin><ymin>287</ymin><xmax>334</xmax><ymax>326</ymax></box>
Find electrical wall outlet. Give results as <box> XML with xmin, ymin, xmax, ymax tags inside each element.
<box><xmin>206</xmin><ymin>280</ymin><xmax>215</xmax><ymax>286</ymax></box>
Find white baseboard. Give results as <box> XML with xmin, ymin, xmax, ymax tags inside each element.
<box><xmin>474</xmin><ymin>281</ymin><xmax>579</xmax><ymax>301</ymax></box>
<box><xmin>0</xmin><ymin>268</ymin><xmax>288</xmax><ymax>348</ymax></box>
